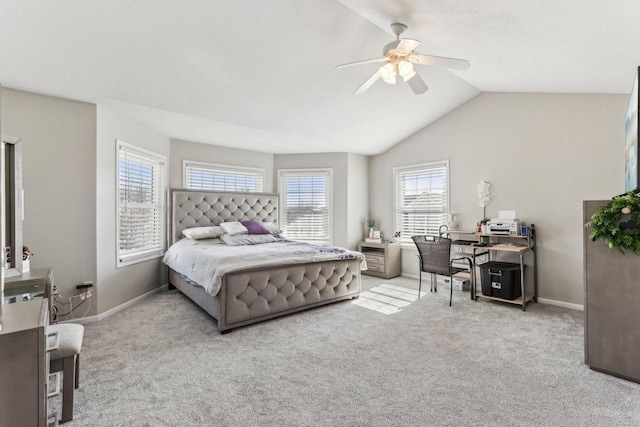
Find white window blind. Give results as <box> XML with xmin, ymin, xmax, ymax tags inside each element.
<box><xmin>279</xmin><ymin>169</ymin><xmax>332</xmax><ymax>244</ymax></box>
<box><xmin>183</xmin><ymin>161</ymin><xmax>263</xmax><ymax>192</ymax></box>
<box><xmin>117</xmin><ymin>141</ymin><xmax>166</xmax><ymax>266</ymax></box>
<box><xmin>394</xmin><ymin>161</ymin><xmax>449</xmax><ymax>243</ymax></box>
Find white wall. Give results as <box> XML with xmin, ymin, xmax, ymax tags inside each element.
<box><xmin>169</xmin><ymin>139</ymin><xmax>274</xmax><ymax>190</ymax></box>
<box><xmin>96</xmin><ymin>106</ymin><xmax>170</xmax><ymax>313</ymax></box>
<box><xmin>1</xmin><ymin>88</ymin><xmax>98</xmax><ymax>315</ymax></box>
<box><xmin>370</xmin><ymin>92</ymin><xmax>626</xmax><ymax>306</ymax></box>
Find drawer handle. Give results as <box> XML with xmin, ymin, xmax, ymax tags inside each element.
<box><xmin>46</xmin><ymin>331</ymin><xmax>60</xmax><ymax>352</ymax></box>
<box><xmin>47</xmin><ymin>372</ymin><xmax>61</xmax><ymax>398</ymax></box>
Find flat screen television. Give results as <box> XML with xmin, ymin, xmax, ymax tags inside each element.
<box><xmin>625</xmin><ymin>66</ymin><xmax>639</xmax><ymax>192</ymax></box>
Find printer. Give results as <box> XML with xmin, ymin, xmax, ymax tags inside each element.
<box><xmin>487</xmin><ymin>210</ymin><xmax>522</xmax><ymax>235</ymax></box>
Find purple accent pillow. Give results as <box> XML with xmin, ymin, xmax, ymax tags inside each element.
<box><xmin>240</xmin><ymin>220</ymin><xmax>271</xmax><ymax>235</ymax></box>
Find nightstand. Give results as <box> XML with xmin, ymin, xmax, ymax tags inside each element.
<box><xmin>357</xmin><ymin>242</ymin><xmax>402</xmax><ymax>279</ymax></box>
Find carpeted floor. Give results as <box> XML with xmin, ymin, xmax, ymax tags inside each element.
<box><xmin>53</xmin><ymin>275</ymin><xmax>640</xmax><ymax>426</ymax></box>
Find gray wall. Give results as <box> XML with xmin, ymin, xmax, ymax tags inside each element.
<box><xmin>273</xmin><ymin>152</ymin><xmax>368</xmax><ymax>250</ymax></box>
<box><xmin>347</xmin><ymin>153</ymin><xmax>369</xmax><ymax>248</ymax></box>
<box><xmin>3</xmin><ymin>88</ymin><xmax>620</xmax><ymax>314</ymax></box>
<box><xmin>1</xmin><ymin>88</ymin><xmax>98</xmax><ymax>316</ymax></box>
<box><xmin>170</xmin><ymin>139</ymin><xmax>274</xmax><ymax>191</ymax></box>
<box><xmin>370</xmin><ymin>92</ymin><xmax>625</xmax><ymax>306</ymax></box>
<box><xmin>274</xmin><ymin>153</ymin><xmax>349</xmax><ymax>248</ymax></box>
<box><xmin>96</xmin><ymin>106</ymin><xmax>170</xmax><ymax>313</ymax></box>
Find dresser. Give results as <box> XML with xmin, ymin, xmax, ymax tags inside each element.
<box><xmin>357</xmin><ymin>242</ymin><xmax>402</xmax><ymax>279</ymax></box>
<box><xmin>583</xmin><ymin>201</ymin><xmax>640</xmax><ymax>383</ymax></box>
<box><xmin>0</xmin><ymin>299</ymin><xmax>58</xmax><ymax>426</ymax></box>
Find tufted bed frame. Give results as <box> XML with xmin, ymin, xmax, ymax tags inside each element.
<box><xmin>167</xmin><ymin>189</ymin><xmax>361</xmax><ymax>333</ymax></box>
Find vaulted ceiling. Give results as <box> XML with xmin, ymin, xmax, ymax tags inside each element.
<box><xmin>1</xmin><ymin>1</ymin><xmax>639</xmax><ymax>155</ymax></box>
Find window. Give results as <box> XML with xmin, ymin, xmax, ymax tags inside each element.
<box><xmin>117</xmin><ymin>141</ymin><xmax>167</xmax><ymax>267</ymax></box>
<box><xmin>394</xmin><ymin>161</ymin><xmax>449</xmax><ymax>244</ymax></box>
<box><xmin>183</xmin><ymin>160</ymin><xmax>264</xmax><ymax>192</ymax></box>
<box><xmin>278</xmin><ymin>169</ymin><xmax>332</xmax><ymax>244</ymax></box>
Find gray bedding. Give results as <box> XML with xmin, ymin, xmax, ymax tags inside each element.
<box><xmin>163</xmin><ymin>238</ymin><xmax>366</xmax><ymax>296</ymax></box>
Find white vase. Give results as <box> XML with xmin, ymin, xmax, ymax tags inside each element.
<box><xmin>369</xmin><ymin>228</ymin><xmax>374</xmax><ymax>239</ymax></box>
<box><xmin>481</xmin><ymin>224</ymin><xmax>488</xmax><ymax>234</ymax></box>
<box><xmin>447</xmin><ymin>214</ymin><xmax>458</xmax><ymax>231</ymax></box>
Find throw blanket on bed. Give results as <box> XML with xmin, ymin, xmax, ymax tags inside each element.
<box><xmin>163</xmin><ymin>238</ymin><xmax>367</xmax><ymax>296</ymax></box>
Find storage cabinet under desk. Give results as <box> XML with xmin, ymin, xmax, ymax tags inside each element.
<box><xmin>357</xmin><ymin>242</ymin><xmax>401</xmax><ymax>279</ymax></box>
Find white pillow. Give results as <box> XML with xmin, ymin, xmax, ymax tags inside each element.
<box><xmin>220</xmin><ymin>221</ymin><xmax>249</xmax><ymax>236</ymax></box>
<box><xmin>182</xmin><ymin>226</ymin><xmax>225</xmax><ymax>240</ymax></box>
<box><xmin>262</xmin><ymin>222</ymin><xmax>283</xmax><ymax>235</ymax></box>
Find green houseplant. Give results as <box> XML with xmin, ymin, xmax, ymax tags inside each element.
<box><xmin>586</xmin><ymin>192</ymin><xmax>640</xmax><ymax>254</ymax></box>
<box><xmin>367</xmin><ymin>218</ymin><xmax>376</xmax><ymax>239</ymax></box>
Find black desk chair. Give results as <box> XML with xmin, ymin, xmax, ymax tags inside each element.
<box><xmin>412</xmin><ymin>235</ymin><xmax>472</xmax><ymax>306</ymax></box>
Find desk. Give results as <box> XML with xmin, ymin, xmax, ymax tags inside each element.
<box><xmin>4</xmin><ymin>268</ymin><xmax>54</xmax><ymax>322</ymax></box>
<box><xmin>451</xmin><ymin>228</ymin><xmax>537</xmax><ymax>310</ymax></box>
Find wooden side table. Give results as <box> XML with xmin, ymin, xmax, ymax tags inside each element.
<box><xmin>357</xmin><ymin>242</ymin><xmax>402</xmax><ymax>279</ymax></box>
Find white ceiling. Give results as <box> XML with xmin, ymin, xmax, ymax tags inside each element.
<box><xmin>1</xmin><ymin>1</ymin><xmax>639</xmax><ymax>155</ymax></box>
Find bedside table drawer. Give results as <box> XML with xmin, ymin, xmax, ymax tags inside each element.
<box><xmin>365</xmin><ymin>254</ymin><xmax>385</xmax><ymax>265</ymax></box>
<box><xmin>366</xmin><ymin>263</ymin><xmax>384</xmax><ymax>272</ymax></box>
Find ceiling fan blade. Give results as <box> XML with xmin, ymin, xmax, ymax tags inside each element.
<box><xmin>413</xmin><ymin>53</ymin><xmax>470</xmax><ymax>70</ymax></box>
<box><xmin>354</xmin><ymin>71</ymin><xmax>381</xmax><ymax>95</ymax></box>
<box><xmin>335</xmin><ymin>57</ymin><xmax>388</xmax><ymax>69</ymax></box>
<box><xmin>406</xmin><ymin>73</ymin><xmax>428</xmax><ymax>95</ymax></box>
<box><xmin>395</xmin><ymin>38</ymin><xmax>421</xmax><ymax>54</ymax></box>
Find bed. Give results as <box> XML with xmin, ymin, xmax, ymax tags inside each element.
<box><xmin>164</xmin><ymin>189</ymin><xmax>363</xmax><ymax>333</ymax></box>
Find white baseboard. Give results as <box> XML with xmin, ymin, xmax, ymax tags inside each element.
<box><xmin>401</xmin><ymin>273</ymin><xmax>584</xmax><ymax>311</ymax></box>
<box><xmin>537</xmin><ymin>297</ymin><xmax>583</xmax><ymax>311</ymax></box>
<box><xmin>58</xmin><ymin>284</ymin><xmax>169</xmax><ymax>325</ymax></box>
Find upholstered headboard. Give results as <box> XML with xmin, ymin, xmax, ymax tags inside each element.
<box><xmin>169</xmin><ymin>189</ymin><xmax>279</xmax><ymax>245</ymax></box>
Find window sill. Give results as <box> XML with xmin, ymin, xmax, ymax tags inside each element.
<box><xmin>117</xmin><ymin>252</ymin><xmax>164</xmax><ymax>269</ymax></box>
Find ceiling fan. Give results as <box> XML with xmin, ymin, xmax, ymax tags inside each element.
<box><xmin>336</xmin><ymin>23</ymin><xmax>470</xmax><ymax>95</ymax></box>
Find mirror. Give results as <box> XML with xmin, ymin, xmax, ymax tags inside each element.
<box><xmin>1</xmin><ymin>134</ymin><xmax>24</xmax><ymax>277</ymax></box>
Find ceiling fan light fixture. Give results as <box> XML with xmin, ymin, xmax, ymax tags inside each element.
<box><xmin>384</xmin><ymin>74</ymin><xmax>398</xmax><ymax>85</ymax></box>
<box><xmin>397</xmin><ymin>60</ymin><xmax>414</xmax><ymax>77</ymax></box>
<box><xmin>336</xmin><ymin>22</ymin><xmax>469</xmax><ymax>95</ymax></box>
<box><xmin>378</xmin><ymin>63</ymin><xmax>397</xmax><ymax>84</ymax></box>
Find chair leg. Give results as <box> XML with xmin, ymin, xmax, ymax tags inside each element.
<box><xmin>61</xmin><ymin>356</ymin><xmax>75</xmax><ymax>423</ymax></box>
<box><xmin>418</xmin><ymin>270</ymin><xmax>422</xmax><ymax>298</ymax></box>
<box><xmin>449</xmin><ymin>274</ymin><xmax>453</xmax><ymax>307</ymax></box>
<box><xmin>75</xmin><ymin>354</ymin><xmax>80</xmax><ymax>389</ymax></box>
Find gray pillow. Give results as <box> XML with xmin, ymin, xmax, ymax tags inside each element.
<box><xmin>220</xmin><ymin>233</ymin><xmax>277</xmax><ymax>246</ymax></box>
<box><xmin>220</xmin><ymin>221</ymin><xmax>249</xmax><ymax>236</ymax></box>
<box><xmin>262</xmin><ymin>222</ymin><xmax>283</xmax><ymax>235</ymax></box>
